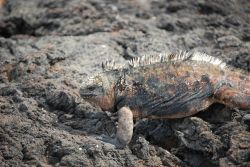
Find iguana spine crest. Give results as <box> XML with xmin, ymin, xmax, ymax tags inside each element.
<box><xmin>102</xmin><ymin>51</ymin><xmax>227</xmax><ymax>71</ymax></box>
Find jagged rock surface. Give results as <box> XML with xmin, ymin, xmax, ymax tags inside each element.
<box><xmin>0</xmin><ymin>0</ymin><xmax>249</xmax><ymax>166</ymax></box>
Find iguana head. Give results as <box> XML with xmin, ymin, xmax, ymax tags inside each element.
<box><xmin>80</xmin><ymin>71</ymin><xmax>120</xmax><ymax>111</ymax></box>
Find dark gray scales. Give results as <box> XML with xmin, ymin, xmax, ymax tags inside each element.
<box><xmin>117</xmin><ymin>70</ymin><xmax>214</xmax><ymax>118</ymax></box>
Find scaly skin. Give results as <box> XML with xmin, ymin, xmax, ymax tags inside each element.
<box><xmin>80</xmin><ymin>51</ymin><xmax>250</xmax><ymax>148</ymax></box>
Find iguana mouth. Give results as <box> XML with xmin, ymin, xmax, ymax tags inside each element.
<box><xmin>80</xmin><ymin>93</ymin><xmax>96</xmax><ymax>98</ymax></box>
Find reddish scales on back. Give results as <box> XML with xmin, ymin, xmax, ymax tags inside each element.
<box><xmin>80</xmin><ymin>51</ymin><xmax>250</xmax><ymax>148</ymax></box>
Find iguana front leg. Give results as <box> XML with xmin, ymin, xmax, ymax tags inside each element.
<box><xmin>98</xmin><ymin>106</ymin><xmax>134</xmax><ymax>148</ymax></box>
<box><xmin>115</xmin><ymin>106</ymin><xmax>134</xmax><ymax>148</ymax></box>
<box><xmin>214</xmin><ymin>85</ymin><xmax>250</xmax><ymax>110</ymax></box>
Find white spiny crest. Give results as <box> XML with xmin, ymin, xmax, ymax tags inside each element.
<box><xmin>128</xmin><ymin>51</ymin><xmax>171</xmax><ymax>67</ymax></box>
<box><xmin>128</xmin><ymin>50</ymin><xmax>191</xmax><ymax>67</ymax></box>
<box><xmin>102</xmin><ymin>60</ymin><xmax>124</xmax><ymax>71</ymax></box>
<box><xmin>85</xmin><ymin>51</ymin><xmax>227</xmax><ymax>86</ymax></box>
<box><xmin>128</xmin><ymin>51</ymin><xmax>227</xmax><ymax>69</ymax></box>
<box><xmin>167</xmin><ymin>50</ymin><xmax>192</xmax><ymax>61</ymax></box>
<box><xmin>191</xmin><ymin>52</ymin><xmax>227</xmax><ymax>69</ymax></box>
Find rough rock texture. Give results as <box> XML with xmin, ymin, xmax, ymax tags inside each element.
<box><xmin>0</xmin><ymin>0</ymin><xmax>249</xmax><ymax>166</ymax></box>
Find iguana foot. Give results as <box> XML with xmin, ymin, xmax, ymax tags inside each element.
<box><xmin>96</xmin><ymin>134</ymin><xmax>117</xmax><ymax>148</ymax></box>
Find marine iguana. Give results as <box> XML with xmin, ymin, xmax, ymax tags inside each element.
<box><xmin>80</xmin><ymin>51</ymin><xmax>250</xmax><ymax>148</ymax></box>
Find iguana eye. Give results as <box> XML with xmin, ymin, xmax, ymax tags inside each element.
<box><xmin>86</xmin><ymin>85</ymin><xmax>104</xmax><ymax>94</ymax></box>
<box><xmin>80</xmin><ymin>84</ymin><xmax>104</xmax><ymax>98</ymax></box>
<box><xmin>87</xmin><ymin>86</ymin><xmax>96</xmax><ymax>91</ymax></box>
